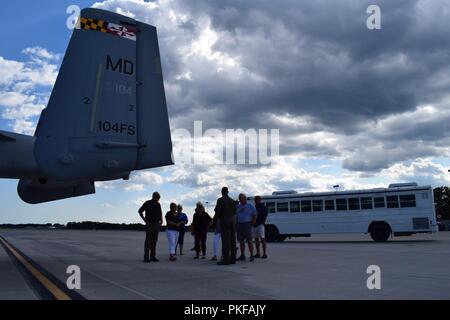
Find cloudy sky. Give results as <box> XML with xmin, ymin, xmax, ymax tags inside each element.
<box><xmin>1</xmin><ymin>0</ymin><xmax>450</xmax><ymax>224</ymax></box>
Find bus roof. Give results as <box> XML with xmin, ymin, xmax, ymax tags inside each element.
<box><xmin>249</xmin><ymin>183</ymin><xmax>432</xmax><ymax>200</ymax></box>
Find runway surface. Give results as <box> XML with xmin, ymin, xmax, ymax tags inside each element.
<box><xmin>0</xmin><ymin>229</ymin><xmax>449</xmax><ymax>300</ymax></box>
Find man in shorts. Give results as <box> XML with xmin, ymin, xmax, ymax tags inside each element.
<box><xmin>236</xmin><ymin>193</ymin><xmax>257</xmax><ymax>262</ymax></box>
<box><xmin>253</xmin><ymin>196</ymin><xmax>268</xmax><ymax>259</ymax></box>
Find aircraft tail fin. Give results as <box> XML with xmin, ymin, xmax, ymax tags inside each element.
<box><xmin>134</xmin><ymin>20</ymin><xmax>174</xmax><ymax>169</ymax></box>
<box><xmin>33</xmin><ymin>8</ymin><xmax>173</xmax><ymax>181</ymax></box>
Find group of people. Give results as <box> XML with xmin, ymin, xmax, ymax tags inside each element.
<box><xmin>138</xmin><ymin>187</ymin><xmax>268</xmax><ymax>265</ymax></box>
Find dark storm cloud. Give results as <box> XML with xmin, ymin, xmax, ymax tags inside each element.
<box><xmin>342</xmin><ymin>141</ymin><xmax>443</xmax><ymax>172</ymax></box>
<box><xmin>94</xmin><ymin>0</ymin><xmax>450</xmax><ymax>172</ymax></box>
<box><xmin>166</xmin><ymin>0</ymin><xmax>450</xmax><ymax>133</ymax></box>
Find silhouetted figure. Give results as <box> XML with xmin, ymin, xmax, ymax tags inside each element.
<box><xmin>253</xmin><ymin>196</ymin><xmax>268</xmax><ymax>259</ymax></box>
<box><xmin>192</xmin><ymin>202</ymin><xmax>212</xmax><ymax>259</ymax></box>
<box><xmin>214</xmin><ymin>187</ymin><xmax>237</xmax><ymax>265</ymax></box>
<box><xmin>139</xmin><ymin>192</ymin><xmax>163</xmax><ymax>262</ymax></box>
<box><xmin>176</xmin><ymin>204</ymin><xmax>188</xmax><ymax>255</ymax></box>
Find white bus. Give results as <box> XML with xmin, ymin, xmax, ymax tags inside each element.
<box><xmin>248</xmin><ymin>183</ymin><xmax>438</xmax><ymax>242</ymax></box>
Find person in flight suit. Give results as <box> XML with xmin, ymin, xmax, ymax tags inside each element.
<box><xmin>139</xmin><ymin>192</ymin><xmax>163</xmax><ymax>262</ymax></box>
<box><xmin>214</xmin><ymin>187</ymin><xmax>237</xmax><ymax>265</ymax></box>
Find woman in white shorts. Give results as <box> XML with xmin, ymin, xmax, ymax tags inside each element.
<box><xmin>165</xmin><ymin>203</ymin><xmax>181</xmax><ymax>261</ymax></box>
<box><xmin>210</xmin><ymin>216</ymin><xmax>222</xmax><ymax>261</ymax></box>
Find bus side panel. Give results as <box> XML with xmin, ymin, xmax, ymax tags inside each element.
<box><xmin>263</xmin><ymin>186</ymin><xmax>438</xmax><ymax>236</ymax></box>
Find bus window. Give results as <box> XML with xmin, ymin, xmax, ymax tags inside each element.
<box><xmin>336</xmin><ymin>199</ymin><xmax>348</xmax><ymax>211</ymax></box>
<box><xmin>374</xmin><ymin>197</ymin><xmax>385</xmax><ymax>208</ymax></box>
<box><xmin>266</xmin><ymin>202</ymin><xmax>276</xmax><ymax>213</ymax></box>
<box><xmin>301</xmin><ymin>200</ymin><xmax>312</xmax><ymax>212</ymax></box>
<box><xmin>386</xmin><ymin>195</ymin><xmax>399</xmax><ymax>208</ymax></box>
<box><xmin>290</xmin><ymin>201</ymin><xmax>300</xmax><ymax>212</ymax></box>
<box><xmin>361</xmin><ymin>197</ymin><xmax>373</xmax><ymax>210</ymax></box>
<box><xmin>348</xmin><ymin>198</ymin><xmax>360</xmax><ymax>210</ymax></box>
<box><xmin>277</xmin><ymin>202</ymin><xmax>289</xmax><ymax>212</ymax></box>
<box><xmin>325</xmin><ymin>199</ymin><xmax>335</xmax><ymax>210</ymax></box>
<box><xmin>400</xmin><ymin>194</ymin><xmax>416</xmax><ymax>208</ymax></box>
<box><xmin>312</xmin><ymin>200</ymin><xmax>323</xmax><ymax>212</ymax></box>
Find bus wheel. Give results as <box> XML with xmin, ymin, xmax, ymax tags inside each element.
<box><xmin>265</xmin><ymin>225</ymin><xmax>279</xmax><ymax>243</ymax></box>
<box><xmin>369</xmin><ymin>222</ymin><xmax>391</xmax><ymax>242</ymax></box>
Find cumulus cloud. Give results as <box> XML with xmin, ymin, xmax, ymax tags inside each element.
<box><xmin>97</xmin><ymin>171</ymin><xmax>164</xmax><ymax>192</ymax></box>
<box><xmin>90</xmin><ymin>0</ymin><xmax>450</xmax><ymax>174</ymax></box>
<box><xmin>164</xmin><ymin>156</ymin><xmax>381</xmax><ymax>207</ymax></box>
<box><xmin>382</xmin><ymin>158</ymin><xmax>450</xmax><ymax>186</ymax></box>
<box><xmin>0</xmin><ymin>47</ymin><xmax>59</xmax><ymax>134</ymax></box>
<box><xmin>22</xmin><ymin>47</ymin><xmax>61</xmax><ymax>62</ymax></box>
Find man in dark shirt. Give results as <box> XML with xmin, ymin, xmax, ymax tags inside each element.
<box><xmin>139</xmin><ymin>192</ymin><xmax>163</xmax><ymax>262</ymax></box>
<box><xmin>253</xmin><ymin>196</ymin><xmax>268</xmax><ymax>259</ymax></box>
<box><xmin>214</xmin><ymin>187</ymin><xmax>237</xmax><ymax>265</ymax></box>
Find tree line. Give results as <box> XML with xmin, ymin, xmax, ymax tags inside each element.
<box><xmin>434</xmin><ymin>186</ymin><xmax>450</xmax><ymax>220</ymax></box>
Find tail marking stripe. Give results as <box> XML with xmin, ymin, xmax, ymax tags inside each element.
<box><xmin>79</xmin><ymin>17</ymin><xmax>136</xmax><ymax>41</ymax></box>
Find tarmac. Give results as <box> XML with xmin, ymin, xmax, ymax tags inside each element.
<box><xmin>0</xmin><ymin>229</ymin><xmax>449</xmax><ymax>300</ymax></box>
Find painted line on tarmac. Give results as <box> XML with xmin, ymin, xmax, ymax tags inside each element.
<box><xmin>0</xmin><ymin>235</ymin><xmax>86</xmax><ymax>300</ymax></box>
